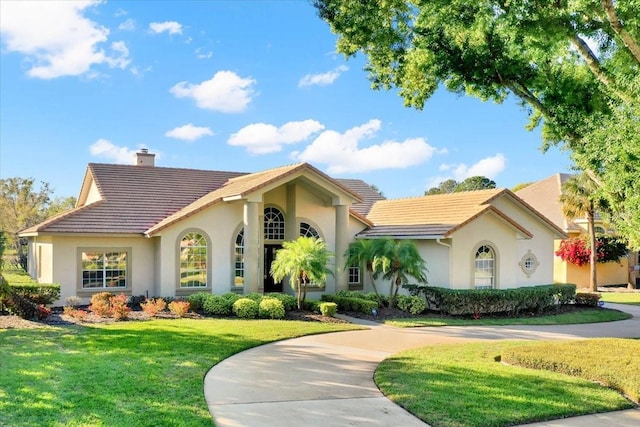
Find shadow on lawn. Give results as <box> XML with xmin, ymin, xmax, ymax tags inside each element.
<box><xmin>0</xmin><ymin>320</ymin><xmax>270</xmax><ymax>427</ymax></box>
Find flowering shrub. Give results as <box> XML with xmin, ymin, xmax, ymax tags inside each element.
<box><xmin>555</xmin><ymin>236</ymin><xmax>628</xmax><ymax>266</ymax></box>
<box><xmin>36</xmin><ymin>304</ymin><xmax>51</xmax><ymax>320</ymax></box>
<box><xmin>110</xmin><ymin>294</ymin><xmax>130</xmax><ymax>320</ymax></box>
<box><xmin>168</xmin><ymin>300</ymin><xmax>190</xmax><ymax>317</ymax></box>
<box><xmin>141</xmin><ymin>298</ymin><xmax>167</xmax><ymax>316</ymax></box>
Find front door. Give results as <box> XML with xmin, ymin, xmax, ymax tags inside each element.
<box><xmin>263</xmin><ymin>244</ymin><xmax>283</xmax><ymax>293</ymax></box>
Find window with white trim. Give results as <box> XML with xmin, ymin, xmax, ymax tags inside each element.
<box><xmin>180</xmin><ymin>232</ymin><xmax>207</xmax><ymax>288</ymax></box>
<box><xmin>474</xmin><ymin>245</ymin><xmax>495</xmax><ymax>289</ymax></box>
<box><xmin>300</xmin><ymin>222</ymin><xmax>320</xmax><ymax>238</ymax></box>
<box><xmin>234</xmin><ymin>229</ymin><xmax>244</xmax><ymax>287</ymax></box>
<box><xmin>348</xmin><ymin>265</ymin><xmax>361</xmax><ymax>285</ymax></box>
<box><xmin>81</xmin><ymin>251</ymin><xmax>127</xmax><ymax>289</ymax></box>
<box><xmin>264</xmin><ymin>207</ymin><xmax>285</xmax><ymax>240</ymax></box>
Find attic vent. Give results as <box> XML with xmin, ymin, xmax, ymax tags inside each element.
<box><xmin>136</xmin><ymin>149</ymin><xmax>155</xmax><ymax>167</ymax></box>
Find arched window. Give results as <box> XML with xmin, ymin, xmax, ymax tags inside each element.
<box><xmin>299</xmin><ymin>222</ymin><xmax>320</xmax><ymax>239</ymax></box>
<box><xmin>474</xmin><ymin>245</ymin><xmax>495</xmax><ymax>289</ymax></box>
<box><xmin>180</xmin><ymin>232</ymin><xmax>207</xmax><ymax>288</ymax></box>
<box><xmin>234</xmin><ymin>229</ymin><xmax>244</xmax><ymax>287</ymax></box>
<box><xmin>264</xmin><ymin>207</ymin><xmax>285</xmax><ymax>241</ymax></box>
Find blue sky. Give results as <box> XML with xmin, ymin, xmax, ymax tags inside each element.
<box><xmin>0</xmin><ymin>0</ymin><xmax>572</xmax><ymax>200</ymax></box>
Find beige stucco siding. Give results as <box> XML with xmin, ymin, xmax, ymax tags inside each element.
<box><xmin>491</xmin><ymin>197</ymin><xmax>557</xmax><ymax>286</ymax></box>
<box><xmin>46</xmin><ymin>235</ymin><xmax>154</xmax><ymax>306</ymax></box>
<box><xmin>449</xmin><ymin>213</ymin><xmax>520</xmax><ymax>289</ymax></box>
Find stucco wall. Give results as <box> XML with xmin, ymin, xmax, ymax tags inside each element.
<box><xmin>46</xmin><ymin>235</ymin><xmax>155</xmax><ymax>306</ymax></box>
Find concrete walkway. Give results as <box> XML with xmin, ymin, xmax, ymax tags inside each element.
<box><xmin>204</xmin><ymin>303</ymin><xmax>640</xmax><ymax>427</ymax></box>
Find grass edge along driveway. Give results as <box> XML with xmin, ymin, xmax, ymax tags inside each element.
<box><xmin>0</xmin><ymin>318</ymin><xmax>362</xmax><ymax>427</ymax></box>
<box><xmin>375</xmin><ymin>339</ymin><xmax>638</xmax><ymax>427</ymax></box>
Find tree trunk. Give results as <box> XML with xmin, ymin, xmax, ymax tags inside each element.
<box><xmin>588</xmin><ymin>208</ymin><xmax>598</xmax><ymax>292</ymax></box>
<box><xmin>601</xmin><ymin>0</ymin><xmax>640</xmax><ymax>63</ymax></box>
<box><xmin>367</xmin><ymin>266</ymin><xmax>384</xmax><ymax>307</ymax></box>
<box><xmin>296</xmin><ymin>279</ymin><xmax>303</xmax><ymax>310</ymax></box>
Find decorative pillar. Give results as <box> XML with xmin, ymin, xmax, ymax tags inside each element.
<box><xmin>244</xmin><ymin>201</ymin><xmax>260</xmax><ymax>294</ymax></box>
<box><xmin>334</xmin><ymin>203</ymin><xmax>349</xmax><ymax>292</ymax></box>
<box><xmin>285</xmin><ymin>184</ymin><xmax>297</xmax><ymax>241</ymax></box>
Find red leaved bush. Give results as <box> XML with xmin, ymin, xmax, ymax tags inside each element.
<box><xmin>556</xmin><ymin>238</ymin><xmax>591</xmax><ymax>266</ymax></box>
<box><xmin>556</xmin><ymin>236</ymin><xmax>628</xmax><ymax>266</ymax></box>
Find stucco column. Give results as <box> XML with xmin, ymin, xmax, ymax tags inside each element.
<box><xmin>334</xmin><ymin>204</ymin><xmax>349</xmax><ymax>292</ymax></box>
<box><xmin>244</xmin><ymin>201</ymin><xmax>260</xmax><ymax>294</ymax></box>
<box><xmin>285</xmin><ymin>184</ymin><xmax>297</xmax><ymax>241</ymax></box>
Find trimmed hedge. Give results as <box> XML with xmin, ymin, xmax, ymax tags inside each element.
<box><xmin>575</xmin><ymin>292</ymin><xmax>601</xmax><ymax>307</ymax></box>
<box><xmin>7</xmin><ymin>283</ymin><xmax>61</xmax><ymax>305</ymax></box>
<box><xmin>202</xmin><ymin>295</ymin><xmax>234</xmax><ymax>316</ymax></box>
<box><xmin>321</xmin><ymin>294</ymin><xmax>378</xmax><ymax>314</ymax></box>
<box><xmin>258</xmin><ymin>298</ymin><xmax>286</xmax><ymax>319</ymax></box>
<box><xmin>0</xmin><ymin>282</ymin><xmax>61</xmax><ymax>319</ymax></box>
<box><xmin>403</xmin><ymin>284</ymin><xmax>577</xmax><ymax>316</ymax></box>
<box><xmin>396</xmin><ymin>295</ymin><xmax>426</xmax><ymax>315</ymax></box>
<box><xmin>319</xmin><ymin>302</ymin><xmax>337</xmax><ymax>317</ymax></box>
<box><xmin>335</xmin><ymin>290</ymin><xmax>387</xmax><ymax>307</ymax></box>
<box><xmin>502</xmin><ymin>338</ymin><xmax>639</xmax><ymax>403</ymax></box>
<box><xmin>264</xmin><ymin>293</ymin><xmax>297</xmax><ymax>311</ymax></box>
<box><xmin>232</xmin><ymin>298</ymin><xmax>259</xmax><ymax>319</ymax></box>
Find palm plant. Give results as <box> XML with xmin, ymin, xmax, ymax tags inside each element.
<box><xmin>560</xmin><ymin>173</ymin><xmax>608</xmax><ymax>292</ymax></box>
<box><xmin>370</xmin><ymin>238</ymin><xmax>428</xmax><ymax>308</ymax></box>
<box><xmin>344</xmin><ymin>239</ymin><xmax>384</xmax><ymax>306</ymax></box>
<box><xmin>270</xmin><ymin>236</ymin><xmax>334</xmax><ymax>310</ymax></box>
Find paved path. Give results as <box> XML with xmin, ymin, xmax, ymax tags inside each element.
<box><xmin>204</xmin><ymin>303</ymin><xmax>640</xmax><ymax>427</ymax></box>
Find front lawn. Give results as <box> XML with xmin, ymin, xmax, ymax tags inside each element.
<box><xmin>375</xmin><ymin>340</ymin><xmax>637</xmax><ymax>427</ymax></box>
<box><xmin>384</xmin><ymin>307</ymin><xmax>630</xmax><ymax>327</ymax></box>
<box><xmin>600</xmin><ymin>292</ymin><xmax>640</xmax><ymax>306</ymax></box>
<box><xmin>0</xmin><ymin>318</ymin><xmax>361</xmax><ymax>427</ymax></box>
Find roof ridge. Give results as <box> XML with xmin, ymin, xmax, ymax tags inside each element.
<box><xmin>88</xmin><ymin>162</ymin><xmax>249</xmax><ymax>175</ymax></box>
<box><xmin>379</xmin><ymin>187</ymin><xmax>504</xmax><ymax>202</ymax></box>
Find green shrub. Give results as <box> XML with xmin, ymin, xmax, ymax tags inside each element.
<box><xmin>403</xmin><ymin>284</ymin><xmax>577</xmax><ymax>316</ymax></box>
<box><xmin>187</xmin><ymin>292</ymin><xmax>210</xmax><ymax>313</ymax></box>
<box><xmin>7</xmin><ymin>283</ymin><xmax>61</xmax><ymax>305</ymax></box>
<box><xmin>396</xmin><ymin>295</ymin><xmax>426</xmax><ymax>315</ymax></box>
<box><xmin>222</xmin><ymin>292</ymin><xmax>241</xmax><ymax>303</ymax></box>
<box><xmin>575</xmin><ymin>292</ymin><xmax>601</xmax><ymax>307</ymax></box>
<box><xmin>127</xmin><ymin>295</ymin><xmax>146</xmax><ymax>310</ymax></box>
<box><xmin>264</xmin><ymin>293</ymin><xmax>297</xmax><ymax>311</ymax></box>
<box><xmin>321</xmin><ymin>294</ymin><xmax>378</xmax><ymax>314</ymax></box>
<box><xmin>203</xmin><ymin>295</ymin><xmax>233</xmax><ymax>316</ymax></box>
<box><xmin>5</xmin><ymin>292</ymin><xmax>38</xmax><ymax>319</ymax></box>
<box><xmin>244</xmin><ymin>293</ymin><xmax>264</xmax><ymax>302</ymax></box>
<box><xmin>319</xmin><ymin>302</ymin><xmax>337</xmax><ymax>317</ymax></box>
<box><xmin>232</xmin><ymin>298</ymin><xmax>258</xmax><ymax>319</ymax></box>
<box><xmin>303</xmin><ymin>300</ymin><xmax>322</xmax><ymax>313</ymax></box>
<box><xmin>258</xmin><ymin>298</ymin><xmax>285</xmax><ymax>319</ymax></box>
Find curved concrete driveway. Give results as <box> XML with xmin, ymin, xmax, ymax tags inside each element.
<box><xmin>204</xmin><ymin>303</ymin><xmax>640</xmax><ymax>427</ymax></box>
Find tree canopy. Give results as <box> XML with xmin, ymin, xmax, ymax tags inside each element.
<box><xmin>314</xmin><ymin>0</ymin><xmax>640</xmax><ymax>248</ymax></box>
<box><xmin>425</xmin><ymin>176</ymin><xmax>496</xmax><ymax>195</ymax></box>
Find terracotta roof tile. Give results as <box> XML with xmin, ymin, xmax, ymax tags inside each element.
<box><xmin>337</xmin><ymin>179</ymin><xmax>386</xmax><ymax>216</ymax></box>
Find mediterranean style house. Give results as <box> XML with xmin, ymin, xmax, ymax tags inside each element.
<box><xmin>20</xmin><ymin>151</ymin><xmax>566</xmax><ymax>305</ymax></box>
<box><xmin>516</xmin><ymin>173</ymin><xmax>640</xmax><ymax>288</ymax></box>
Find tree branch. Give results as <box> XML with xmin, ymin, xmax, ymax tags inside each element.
<box><xmin>601</xmin><ymin>0</ymin><xmax>640</xmax><ymax>64</ymax></box>
<box><xmin>570</xmin><ymin>35</ymin><xmax>632</xmax><ymax>103</ymax></box>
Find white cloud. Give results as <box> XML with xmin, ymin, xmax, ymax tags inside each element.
<box><xmin>228</xmin><ymin>120</ymin><xmax>325</xmax><ymax>155</ymax></box>
<box><xmin>89</xmin><ymin>139</ymin><xmax>137</xmax><ymax>164</ymax></box>
<box><xmin>0</xmin><ymin>0</ymin><xmax>130</xmax><ymax>79</ymax></box>
<box><xmin>292</xmin><ymin>119</ymin><xmax>441</xmax><ymax>174</ymax></box>
<box><xmin>170</xmin><ymin>71</ymin><xmax>256</xmax><ymax>113</ymax></box>
<box><xmin>195</xmin><ymin>48</ymin><xmax>212</xmax><ymax>59</ymax></box>
<box><xmin>165</xmin><ymin>124</ymin><xmax>214</xmax><ymax>142</ymax></box>
<box><xmin>441</xmin><ymin>153</ymin><xmax>507</xmax><ymax>180</ymax></box>
<box><xmin>149</xmin><ymin>21</ymin><xmax>182</xmax><ymax>35</ymax></box>
<box><xmin>298</xmin><ymin>65</ymin><xmax>348</xmax><ymax>87</ymax></box>
<box><xmin>118</xmin><ymin>18</ymin><xmax>135</xmax><ymax>31</ymax></box>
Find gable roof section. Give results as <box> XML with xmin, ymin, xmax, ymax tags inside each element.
<box><xmin>145</xmin><ymin>163</ymin><xmax>364</xmax><ymax>235</ymax></box>
<box><xmin>21</xmin><ymin>163</ymin><xmax>245</xmax><ymax>235</ymax></box>
<box><xmin>337</xmin><ymin>178</ymin><xmax>386</xmax><ymax>216</ymax></box>
<box><xmin>360</xmin><ymin>188</ymin><xmax>565</xmax><ymax>239</ymax></box>
<box><xmin>515</xmin><ymin>173</ymin><xmax>581</xmax><ymax>233</ymax></box>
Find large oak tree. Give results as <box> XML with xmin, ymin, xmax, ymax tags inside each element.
<box><xmin>314</xmin><ymin>0</ymin><xmax>640</xmax><ymax>248</ymax></box>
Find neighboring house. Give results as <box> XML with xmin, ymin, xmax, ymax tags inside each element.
<box><xmin>20</xmin><ymin>151</ymin><xmax>566</xmax><ymax>305</ymax></box>
<box><xmin>516</xmin><ymin>173</ymin><xmax>639</xmax><ymax>288</ymax></box>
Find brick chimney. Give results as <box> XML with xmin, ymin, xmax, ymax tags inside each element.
<box><xmin>135</xmin><ymin>148</ymin><xmax>155</xmax><ymax>167</ymax></box>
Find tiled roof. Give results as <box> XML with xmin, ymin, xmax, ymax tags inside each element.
<box><xmin>515</xmin><ymin>173</ymin><xmax>580</xmax><ymax>232</ymax></box>
<box><xmin>21</xmin><ymin>163</ymin><xmax>245</xmax><ymax>234</ymax></box>
<box><xmin>366</xmin><ymin>189</ymin><xmax>503</xmax><ymax>227</ymax></box>
<box><xmin>357</xmin><ymin>224</ymin><xmax>453</xmax><ymax>239</ymax></box>
<box><xmin>337</xmin><ymin>179</ymin><xmax>386</xmax><ymax>216</ymax></box>
<box><xmin>20</xmin><ymin>161</ymin><xmax>370</xmax><ymax>236</ymax></box>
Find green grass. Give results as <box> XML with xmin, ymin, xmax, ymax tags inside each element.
<box><xmin>600</xmin><ymin>292</ymin><xmax>640</xmax><ymax>306</ymax></box>
<box><xmin>0</xmin><ymin>318</ymin><xmax>361</xmax><ymax>427</ymax></box>
<box><xmin>375</xmin><ymin>340</ymin><xmax>636</xmax><ymax>427</ymax></box>
<box><xmin>385</xmin><ymin>308</ymin><xmax>631</xmax><ymax>327</ymax></box>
